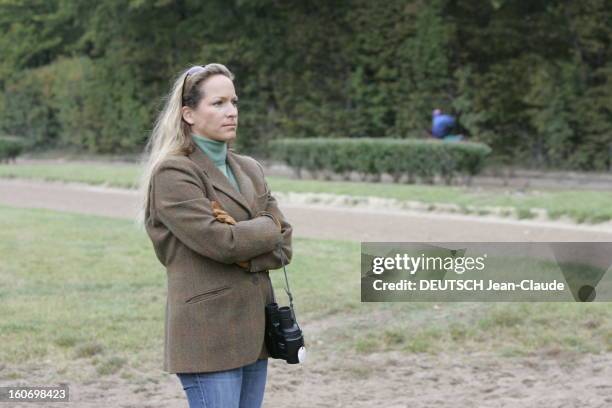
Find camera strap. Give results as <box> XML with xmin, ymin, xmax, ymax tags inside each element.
<box><xmin>274</xmin><ymin>241</ymin><xmax>299</xmax><ymax>325</ymax></box>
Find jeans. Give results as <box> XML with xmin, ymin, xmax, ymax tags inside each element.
<box><xmin>177</xmin><ymin>359</ymin><xmax>268</xmax><ymax>408</ymax></box>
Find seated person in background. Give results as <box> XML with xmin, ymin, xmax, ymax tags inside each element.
<box><xmin>431</xmin><ymin>108</ymin><xmax>462</xmax><ymax>141</ymax></box>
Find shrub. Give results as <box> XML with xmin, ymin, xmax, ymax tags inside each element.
<box><xmin>270</xmin><ymin>138</ymin><xmax>492</xmax><ymax>184</ymax></box>
<box><xmin>0</xmin><ymin>138</ymin><xmax>24</xmax><ymax>163</ymax></box>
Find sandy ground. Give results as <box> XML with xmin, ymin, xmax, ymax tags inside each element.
<box><xmin>1</xmin><ymin>177</ymin><xmax>612</xmax><ymax>407</ymax></box>
<box><xmin>2</xmin><ymin>353</ymin><xmax>612</xmax><ymax>408</ymax></box>
<box><xmin>2</xmin><ymin>332</ymin><xmax>612</xmax><ymax>407</ymax></box>
<box><xmin>2</xmin><ymin>308</ymin><xmax>612</xmax><ymax>407</ymax></box>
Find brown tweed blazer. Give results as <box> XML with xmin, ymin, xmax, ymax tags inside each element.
<box><xmin>145</xmin><ymin>147</ymin><xmax>292</xmax><ymax>374</ymax></box>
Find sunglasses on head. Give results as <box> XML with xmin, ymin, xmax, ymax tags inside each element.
<box><xmin>181</xmin><ymin>66</ymin><xmax>206</xmax><ymax>106</ymax></box>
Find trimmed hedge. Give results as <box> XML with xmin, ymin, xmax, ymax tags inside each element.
<box><xmin>269</xmin><ymin>138</ymin><xmax>492</xmax><ymax>184</ymax></box>
<box><xmin>0</xmin><ymin>138</ymin><xmax>24</xmax><ymax>163</ymax></box>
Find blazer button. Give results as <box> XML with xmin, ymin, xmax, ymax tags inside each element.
<box><xmin>251</xmin><ymin>275</ymin><xmax>259</xmax><ymax>284</ymax></box>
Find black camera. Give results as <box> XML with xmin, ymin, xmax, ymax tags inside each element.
<box><xmin>265</xmin><ymin>302</ymin><xmax>306</xmax><ymax>364</ymax></box>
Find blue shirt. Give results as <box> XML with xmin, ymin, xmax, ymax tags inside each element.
<box><xmin>432</xmin><ymin>114</ymin><xmax>456</xmax><ymax>138</ymax></box>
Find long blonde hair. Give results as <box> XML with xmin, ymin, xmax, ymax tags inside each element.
<box><xmin>135</xmin><ymin>63</ymin><xmax>235</xmax><ymax>227</ymax></box>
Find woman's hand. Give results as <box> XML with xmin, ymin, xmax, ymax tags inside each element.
<box><xmin>211</xmin><ymin>201</ymin><xmax>237</xmax><ymax>225</ymax></box>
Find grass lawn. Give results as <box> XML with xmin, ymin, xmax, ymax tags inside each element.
<box><xmin>0</xmin><ymin>162</ymin><xmax>140</xmax><ymax>188</ymax></box>
<box><xmin>1</xmin><ymin>162</ymin><xmax>612</xmax><ymax>223</ymax></box>
<box><xmin>0</xmin><ymin>205</ymin><xmax>610</xmax><ymax>380</ymax></box>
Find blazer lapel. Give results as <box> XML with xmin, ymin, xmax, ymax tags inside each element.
<box><xmin>227</xmin><ymin>150</ymin><xmax>257</xmax><ymax>213</ymax></box>
<box><xmin>188</xmin><ymin>147</ymin><xmax>255</xmax><ymax>218</ymax></box>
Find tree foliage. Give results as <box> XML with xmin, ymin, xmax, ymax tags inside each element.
<box><xmin>0</xmin><ymin>0</ymin><xmax>610</xmax><ymax>170</ymax></box>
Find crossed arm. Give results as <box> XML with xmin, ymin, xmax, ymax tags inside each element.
<box><xmin>152</xmin><ymin>160</ymin><xmax>292</xmax><ymax>271</ymax></box>
<box><xmin>212</xmin><ymin>188</ymin><xmax>293</xmax><ymax>273</ymax></box>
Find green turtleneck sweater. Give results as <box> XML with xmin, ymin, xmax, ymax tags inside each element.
<box><xmin>192</xmin><ymin>134</ymin><xmax>240</xmax><ymax>192</ymax></box>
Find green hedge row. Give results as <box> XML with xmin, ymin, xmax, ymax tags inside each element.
<box><xmin>0</xmin><ymin>138</ymin><xmax>24</xmax><ymax>163</ymax></box>
<box><xmin>269</xmin><ymin>138</ymin><xmax>492</xmax><ymax>184</ymax></box>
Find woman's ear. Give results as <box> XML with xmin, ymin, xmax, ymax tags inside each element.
<box><xmin>182</xmin><ymin>106</ymin><xmax>194</xmax><ymax>125</ymax></box>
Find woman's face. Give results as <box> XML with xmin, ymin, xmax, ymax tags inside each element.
<box><xmin>183</xmin><ymin>74</ymin><xmax>238</xmax><ymax>142</ymax></box>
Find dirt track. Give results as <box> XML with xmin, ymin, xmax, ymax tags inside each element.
<box><xmin>2</xmin><ymin>177</ymin><xmax>612</xmax><ymax>407</ymax></box>
<box><xmin>2</xmin><ymin>178</ymin><xmax>612</xmax><ymax>242</ymax></box>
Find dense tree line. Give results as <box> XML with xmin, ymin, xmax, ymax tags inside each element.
<box><xmin>0</xmin><ymin>0</ymin><xmax>610</xmax><ymax>170</ymax></box>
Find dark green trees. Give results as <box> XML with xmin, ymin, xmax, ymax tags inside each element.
<box><xmin>0</xmin><ymin>0</ymin><xmax>610</xmax><ymax>170</ymax></box>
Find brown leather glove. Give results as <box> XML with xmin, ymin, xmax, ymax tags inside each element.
<box><xmin>211</xmin><ymin>201</ymin><xmax>237</xmax><ymax>225</ymax></box>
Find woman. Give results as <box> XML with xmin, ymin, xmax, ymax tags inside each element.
<box><xmin>137</xmin><ymin>63</ymin><xmax>293</xmax><ymax>408</ymax></box>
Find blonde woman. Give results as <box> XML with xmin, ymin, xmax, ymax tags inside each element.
<box><xmin>138</xmin><ymin>64</ymin><xmax>292</xmax><ymax>408</ymax></box>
